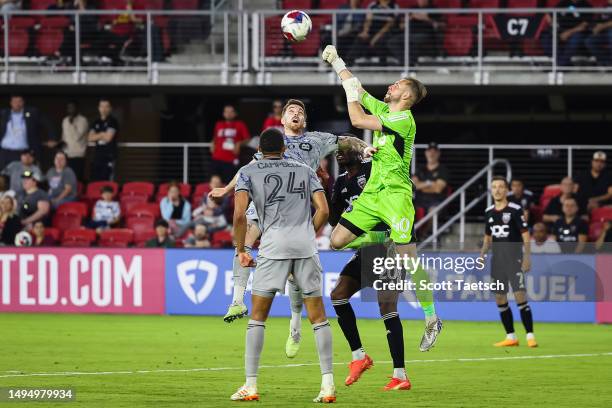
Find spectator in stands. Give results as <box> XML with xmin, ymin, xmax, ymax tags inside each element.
<box><xmin>0</xmin><ymin>95</ymin><xmax>56</xmax><ymax>169</ymax></box>
<box><xmin>2</xmin><ymin>149</ymin><xmax>43</xmax><ymax>196</ymax></box>
<box><xmin>210</xmin><ymin>105</ymin><xmax>250</xmax><ymax>183</ymax></box>
<box><xmin>345</xmin><ymin>0</ymin><xmax>399</xmax><ymax>65</ymax></box>
<box><xmin>31</xmin><ymin>221</ymin><xmax>56</xmax><ymax>247</ymax></box>
<box><xmin>145</xmin><ymin>219</ymin><xmax>175</xmax><ymax>248</ymax></box>
<box><xmin>542</xmin><ymin>0</ymin><xmax>592</xmax><ymax>66</ymax></box>
<box><xmin>595</xmin><ymin>220</ymin><xmax>612</xmax><ymax>252</ymax></box>
<box><xmin>106</xmin><ymin>0</ymin><xmax>145</xmax><ymax>65</ymax></box>
<box><xmin>575</xmin><ymin>151</ymin><xmax>612</xmax><ymax>212</ymax></box>
<box><xmin>160</xmin><ymin>182</ymin><xmax>191</xmax><ymax>237</ymax></box>
<box><xmin>508</xmin><ymin>178</ymin><xmax>535</xmax><ymax>223</ymax></box>
<box><xmin>543</xmin><ymin>176</ymin><xmax>586</xmax><ymax>224</ymax></box>
<box><xmin>183</xmin><ymin>224</ymin><xmax>211</xmax><ymax>248</ymax></box>
<box><xmin>18</xmin><ymin>170</ymin><xmax>50</xmax><ymax>230</ymax></box>
<box><xmin>530</xmin><ymin>222</ymin><xmax>562</xmax><ymax>254</ymax></box>
<box><xmin>57</xmin><ymin>101</ymin><xmax>89</xmax><ymax>178</ymax></box>
<box><xmin>261</xmin><ymin>99</ymin><xmax>284</xmax><ymax>132</ymax></box>
<box><xmin>413</xmin><ymin>142</ymin><xmax>449</xmax><ymax>210</ymax></box>
<box><xmin>47</xmin><ymin>151</ymin><xmax>78</xmax><ymax>209</ymax></box>
<box><xmin>388</xmin><ymin>0</ymin><xmax>444</xmax><ymax>66</ymax></box>
<box><xmin>0</xmin><ymin>0</ymin><xmax>20</xmax><ymax>13</ymax></box>
<box><xmin>336</xmin><ymin>0</ymin><xmax>366</xmax><ymax>56</ymax></box>
<box><xmin>89</xmin><ymin>186</ymin><xmax>121</xmax><ymax>233</ymax></box>
<box><xmin>88</xmin><ymin>99</ymin><xmax>119</xmax><ymax>181</ymax></box>
<box><xmin>552</xmin><ymin>196</ymin><xmax>588</xmax><ymax>253</ymax></box>
<box><xmin>191</xmin><ymin>184</ymin><xmax>227</xmax><ymax>235</ymax></box>
<box><xmin>0</xmin><ymin>192</ymin><xmax>21</xmax><ymax>246</ymax></box>
<box><xmin>585</xmin><ymin>0</ymin><xmax>612</xmax><ymax>67</ymax></box>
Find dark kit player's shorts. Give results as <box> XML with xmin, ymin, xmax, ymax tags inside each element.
<box><xmin>490</xmin><ymin>252</ymin><xmax>526</xmax><ymax>294</ymax></box>
<box><xmin>340</xmin><ymin>243</ymin><xmax>408</xmax><ymax>289</ymax></box>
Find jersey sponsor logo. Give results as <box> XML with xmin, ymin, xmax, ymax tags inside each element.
<box><xmin>491</xmin><ymin>225</ymin><xmax>510</xmax><ymax>238</ymax></box>
<box><xmin>299</xmin><ymin>142</ymin><xmax>312</xmax><ymax>151</ymax></box>
<box><xmin>357</xmin><ymin>174</ymin><xmax>367</xmax><ymax>189</ymax></box>
<box><xmin>502</xmin><ymin>212</ymin><xmax>511</xmax><ymax>224</ymax></box>
<box><xmin>176</xmin><ymin>259</ymin><xmax>218</xmax><ymax>304</ymax></box>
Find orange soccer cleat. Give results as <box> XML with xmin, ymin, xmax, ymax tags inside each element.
<box><xmin>344</xmin><ymin>354</ymin><xmax>374</xmax><ymax>386</ymax></box>
<box><xmin>527</xmin><ymin>338</ymin><xmax>538</xmax><ymax>348</ymax></box>
<box><xmin>494</xmin><ymin>338</ymin><xmax>519</xmax><ymax>347</ymax></box>
<box><xmin>383</xmin><ymin>377</ymin><xmax>412</xmax><ymax>391</ymax></box>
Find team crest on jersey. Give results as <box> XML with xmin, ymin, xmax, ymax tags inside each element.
<box><xmin>502</xmin><ymin>212</ymin><xmax>511</xmax><ymax>224</ymax></box>
<box><xmin>357</xmin><ymin>175</ymin><xmax>367</xmax><ymax>189</ymax></box>
<box><xmin>299</xmin><ymin>142</ymin><xmax>312</xmax><ymax>151</ymax></box>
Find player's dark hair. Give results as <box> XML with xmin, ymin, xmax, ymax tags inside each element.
<box><xmin>510</xmin><ymin>178</ymin><xmax>523</xmax><ymax>185</ymax></box>
<box><xmin>282</xmin><ymin>99</ymin><xmax>307</xmax><ymax>118</ymax></box>
<box><xmin>99</xmin><ymin>98</ymin><xmax>112</xmax><ymax>105</ymax></box>
<box><xmin>403</xmin><ymin>78</ymin><xmax>427</xmax><ymax>105</ymax></box>
<box><xmin>259</xmin><ymin>128</ymin><xmax>285</xmax><ymax>154</ymax></box>
<box><xmin>491</xmin><ymin>176</ymin><xmax>509</xmax><ymax>188</ymax></box>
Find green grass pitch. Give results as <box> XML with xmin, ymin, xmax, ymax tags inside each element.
<box><xmin>0</xmin><ymin>313</ymin><xmax>611</xmax><ymax>407</ymax></box>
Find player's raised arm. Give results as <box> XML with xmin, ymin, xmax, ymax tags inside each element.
<box><xmin>209</xmin><ymin>158</ymin><xmax>257</xmax><ymax>200</ymax></box>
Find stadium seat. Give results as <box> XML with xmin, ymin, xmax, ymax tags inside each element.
<box><xmin>7</xmin><ymin>17</ymin><xmax>37</xmax><ymax>29</ymax></box>
<box><xmin>36</xmin><ymin>28</ymin><xmax>65</xmax><ymax>57</ymax></box>
<box><xmin>0</xmin><ymin>29</ymin><xmax>30</xmax><ymax>57</ymax></box>
<box><xmin>319</xmin><ymin>0</ymin><xmax>349</xmax><ymax>8</ymax></box>
<box><xmin>99</xmin><ymin>229</ymin><xmax>134</xmax><ymax>247</ymax></box>
<box><xmin>540</xmin><ymin>184</ymin><xmax>561</xmax><ymax>209</ymax></box>
<box><xmin>86</xmin><ymin>181</ymin><xmax>119</xmax><ymax>201</ymax></box>
<box><xmin>127</xmin><ymin>216</ymin><xmax>154</xmax><ymax>232</ymax></box>
<box><xmin>396</xmin><ymin>0</ymin><xmax>419</xmax><ymax>6</ymax></box>
<box><xmin>156</xmin><ymin>182</ymin><xmax>191</xmax><ymax>202</ymax></box>
<box><xmin>39</xmin><ymin>17</ymin><xmax>71</xmax><ymax>29</ymax></box>
<box><xmin>211</xmin><ymin>230</ymin><xmax>233</xmax><ymax>248</ymax></box>
<box><xmin>30</xmin><ymin>0</ymin><xmax>57</xmax><ymax>9</ymax></box>
<box><xmin>57</xmin><ymin>201</ymin><xmax>89</xmax><ymax>218</ymax></box>
<box><xmin>443</xmin><ymin>26</ymin><xmax>474</xmax><ymax>56</ymax></box>
<box><xmin>469</xmin><ymin>0</ymin><xmax>499</xmax><ymax>7</ymax></box>
<box><xmin>45</xmin><ymin>227</ymin><xmax>61</xmax><ymax>242</ymax></box>
<box><xmin>193</xmin><ymin>182</ymin><xmax>212</xmax><ymax>198</ymax></box>
<box><xmin>291</xmin><ymin>17</ymin><xmax>322</xmax><ymax>56</ymax></box>
<box><xmin>282</xmin><ymin>0</ymin><xmax>312</xmax><ymax>9</ymax></box>
<box><xmin>120</xmin><ymin>193</ymin><xmax>150</xmax><ymax>216</ymax></box>
<box><xmin>433</xmin><ymin>0</ymin><xmax>461</xmax><ymax>8</ymax></box>
<box><xmin>171</xmin><ymin>0</ymin><xmax>199</xmax><ymax>9</ymax></box>
<box><xmin>61</xmin><ymin>228</ymin><xmax>97</xmax><ymax>247</ymax></box>
<box><xmin>265</xmin><ymin>16</ymin><xmax>285</xmax><ymax>57</ymax></box>
<box><xmin>126</xmin><ymin>203</ymin><xmax>160</xmax><ymax>220</ymax></box>
<box><xmin>507</xmin><ymin>0</ymin><xmax>538</xmax><ymax>7</ymax></box>
<box><xmin>52</xmin><ymin>213</ymin><xmax>83</xmax><ymax>232</ymax></box>
<box><xmin>591</xmin><ymin>207</ymin><xmax>612</xmax><ymax>223</ymax></box>
<box><xmin>589</xmin><ymin>221</ymin><xmax>604</xmax><ymax>242</ymax></box>
<box><xmin>122</xmin><ymin>181</ymin><xmax>155</xmax><ymax>199</ymax></box>
<box><xmin>134</xmin><ymin>229</ymin><xmax>156</xmax><ymax>246</ymax></box>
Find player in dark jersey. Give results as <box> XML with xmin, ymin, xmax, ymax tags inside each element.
<box><xmin>329</xmin><ymin>138</ymin><xmax>437</xmax><ymax>391</ymax></box>
<box><xmin>480</xmin><ymin>176</ymin><xmax>537</xmax><ymax>348</ymax></box>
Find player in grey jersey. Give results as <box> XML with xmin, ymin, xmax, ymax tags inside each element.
<box><xmin>209</xmin><ymin>99</ymin><xmax>372</xmax><ymax>358</ymax></box>
<box><xmin>230</xmin><ymin>128</ymin><xmax>335</xmax><ymax>403</ymax></box>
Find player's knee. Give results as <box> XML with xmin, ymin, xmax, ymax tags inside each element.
<box><xmin>330</xmin><ymin>234</ymin><xmax>344</xmax><ymax>250</ymax></box>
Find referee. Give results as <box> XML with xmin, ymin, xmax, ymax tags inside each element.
<box><xmin>480</xmin><ymin>176</ymin><xmax>537</xmax><ymax>348</ymax></box>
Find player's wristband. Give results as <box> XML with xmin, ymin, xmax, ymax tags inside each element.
<box><xmin>331</xmin><ymin>57</ymin><xmax>347</xmax><ymax>75</ymax></box>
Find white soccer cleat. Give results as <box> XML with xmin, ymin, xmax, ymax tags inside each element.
<box><xmin>419</xmin><ymin>315</ymin><xmax>443</xmax><ymax>352</ymax></box>
<box><xmin>230</xmin><ymin>384</ymin><xmax>259</xmax><ymax>401</ymax></box>
<box><xmin>313</xmin><ymin>385</ymin><xmax>336</xmax><ymax>403</ymax></box>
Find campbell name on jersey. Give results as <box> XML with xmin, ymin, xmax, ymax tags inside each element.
<box><xmin>485</xmin><ymin>201</ymin><xmax>528</xmax><ymax>243</ymax></box>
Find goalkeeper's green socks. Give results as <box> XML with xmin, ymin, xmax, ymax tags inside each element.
<box><xmin>410</xmin><ymin>265</ymin><xmax>436</xmax><ymax>318</ymax></box>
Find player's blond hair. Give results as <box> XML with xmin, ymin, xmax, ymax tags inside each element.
<box><xmin>402</xmin><ymin>78</ymin><xmax>427</xmax><ymax>105</ymax></box>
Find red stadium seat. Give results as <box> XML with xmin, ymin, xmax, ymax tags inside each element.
<box><xmin>30</xmin><ymin>0</ymin><xmax>57</xmax><ymax>9</ymax></box>
<box><xmin>193</xmin><ymin>182</ymin><xmax>212</xmax><ymax>198</ymax></box>
<box><xmin>99</xmin><ymin>229</ymin><xmax>134</xmax><ymax>247</ymax></box>
<box><xmin>540</xmin><ymin>184</ymin><xmax>561</xmax><ymax>208</ymax></box>
<box><xmin>36</xmin><ymin>28</ymin><xmax>65</xmax><ymax>57</ymax></box>
<box><xmin>265</xmin><ymin>16</ymin><xmax>285</xmax><ymax>57</ymax></box>
<box><xmin>126</xmin><ymin>203</ymin><xmax>160</xmax><ymax>220</ymax></box>
<box><xmin>396</xmin><ymin>0</ymin><xmax>419</xmax><ymax>7</ymax></box>
<box><xmin>171</xmin><ymin>0</ymin><xmax>199</xmax><ymax>9</ymax></box>
<box><xmin>282</xmin><ymin>0</ymin><xmax>312</xmax><ymax>9</ymax></box>
<box><xmin>591</xmin><ymin>207</ymin><xmax>612</xmax><ymax>223</ymax></box>
<box><xmin>0</xmin><ymin>30</ymin><xmax>30</xmax><ymax>57</ymax></box>
<box><xmin>120</xmin><ymin>193</ymin><xmax>149</xmax><ymax>216</ymax></box>
<box><xmin>39</xmin><ymin>17</ymin><xmax>71</xmax><ymax>29</ymax></box>
<box><xmin>469</xmin><ymin>0</ymin><xmax>499</xmax><ymax>7</ymax></box>
<box><xmin>211</xmin><ymin>230</ymin><xmax>233</xmax><ymax>248</ymax></box>
<box><xmin>507</xmin><ymin>0</ymin><xmax>538</xmax><ymax>7</ymax></box>
<box><xmin>291</xmin><ymin>17</ymin><xmax>323</xmax><ymax>56</ymax></box>
<box><xmin>319</xmin><ymin>0</ymin><xmax>349</xmax><ymax>8</ymax></box>
<box><xmin>446</xmin><ymin>14</ymin><xmax>478</xmax><ymax>27</ymax></box>
<box><xmin>589</xmin><ymin>221</ymin><xmax>604</xmax><ymax>242</ymax></box>
<box><xmin>56</xmin><ymin>201</ymin><xmax>89</xmax><ymax>218</ymax></box>
<box><xmin>122</xmin><ymin>181</ymin><xmax>155</xmax><ymax>199</ymax></box>
<box><xmin>52</xmin><ymin>213</ymin><xmax>83</xmax><ymax>231</ymax></box>
<box><xmin>156</xmin><ymin>182</ymin><xmax>191</xmax><ymax>202</ymax></box>
<box><xmin>61</xmin><ymin>228</ymin><xmax>97</xmax><ymax>247</ymax></box>
<box><xmin>433</xmin><ymin>0</ymin><xmax>461</xmax><ymax>7</ymax></box>
<box><xmin>134</xmin><ymin>229</ymin><xmax>156</xmax><ymax>246</ymax></box>
<box><xmin>127</xmin><ymin>216</ymin><xmax>154</xmax><ymax>232</ymax></box>
<box><xmin>8</xmin><ymin>17</ymin><xmax>37</xmax><ymax>29</ymax></box>
<box><xmin>443</xmin><ymin>26</ymin><xmax>474</xmax><ymax>56</ymax></box>
<box><xmin>133</xmin><ymin>0</ymin><xmax>164</xmax><ymax>8</ymax></box>
<box><xmin>86</xmin><ymin>181</ymin><xmax>119</xmax><ymax>201</ymax></box>
<box><xmin>45</xmin><ymin>227</ymin><xmax>61</xmax><ymax>242</ymax></box>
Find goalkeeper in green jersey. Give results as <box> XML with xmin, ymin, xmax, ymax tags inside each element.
<box><xmin>321</xmin><ymin>44</ymin><xmax>443</xmax><ymax>386</ymax></box>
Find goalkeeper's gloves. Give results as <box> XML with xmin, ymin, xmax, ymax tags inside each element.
<box><xmin>342</xmin><ymin>77</ymin><xmax>361</xmax><ymax>103</ymax></box>
<box><xmin>321</xmin><ymin>45</ymin><xmax>346</xmax><ymax>76</ymax></box>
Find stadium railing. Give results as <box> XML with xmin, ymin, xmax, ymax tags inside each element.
<box><xmin>1</xmin><ymin>7</ymin><xmax>610</xmax><ymax>85</ymax></box>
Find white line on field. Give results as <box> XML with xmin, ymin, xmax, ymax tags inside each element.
<box><xmin>1</xmin><ymin>352</ymin><xmax>611</xmax><ymax>379</ymax></box>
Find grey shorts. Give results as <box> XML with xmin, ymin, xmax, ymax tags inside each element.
<box><xmin>252</xmin><ymin>255</ymin><xmax>323</xmax><ymax>298</ymax></box>
<box><xmin>246</xmin><ymin>202</ymin><xmax>259</xmax><ymax>226</ymax></box>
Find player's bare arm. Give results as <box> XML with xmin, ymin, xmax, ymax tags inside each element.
<box><xmin>311</xmin><ymin>190</ymin><xmax>330</xmax><ymax>232</ymax></box>
<box><xmin>232</xmin><ymin>190</ymin><xmax>253</xmax><ymax>267</ymax></box>
<box><xmin>521</xmin><ymin>230</ymin><xmax>531</xmax><ymax>272</ymax></box>
<box><xmin>480</xmin><ymin>234</ymin><xmax>492</xmax><ymax>261</ymax></box>
<box><xmin>209</xmin><ymin>158</ymin><xmax>257</xmax><ymax>199</ymax></box>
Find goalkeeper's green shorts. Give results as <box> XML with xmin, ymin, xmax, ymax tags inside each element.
<box><xmin>339</xmin><ymin>188</ymin><xmax>416</xmax><ymax>245</ymax></box>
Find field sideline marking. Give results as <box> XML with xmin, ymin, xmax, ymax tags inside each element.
<box><xmin>2</xmin><ymin>352</ymin><xmax>611</xmax><ymax>379</ymax></box>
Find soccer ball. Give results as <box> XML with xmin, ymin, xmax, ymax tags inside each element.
<box><xmin>281</xmin><ymin>10</ymin><xmax>312</xmax><ymax>43</ymax></box>
<box><xmin>15</xmin><ymin>230</ymin><xmax>32</xmax><ymax>247</ymax></box>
